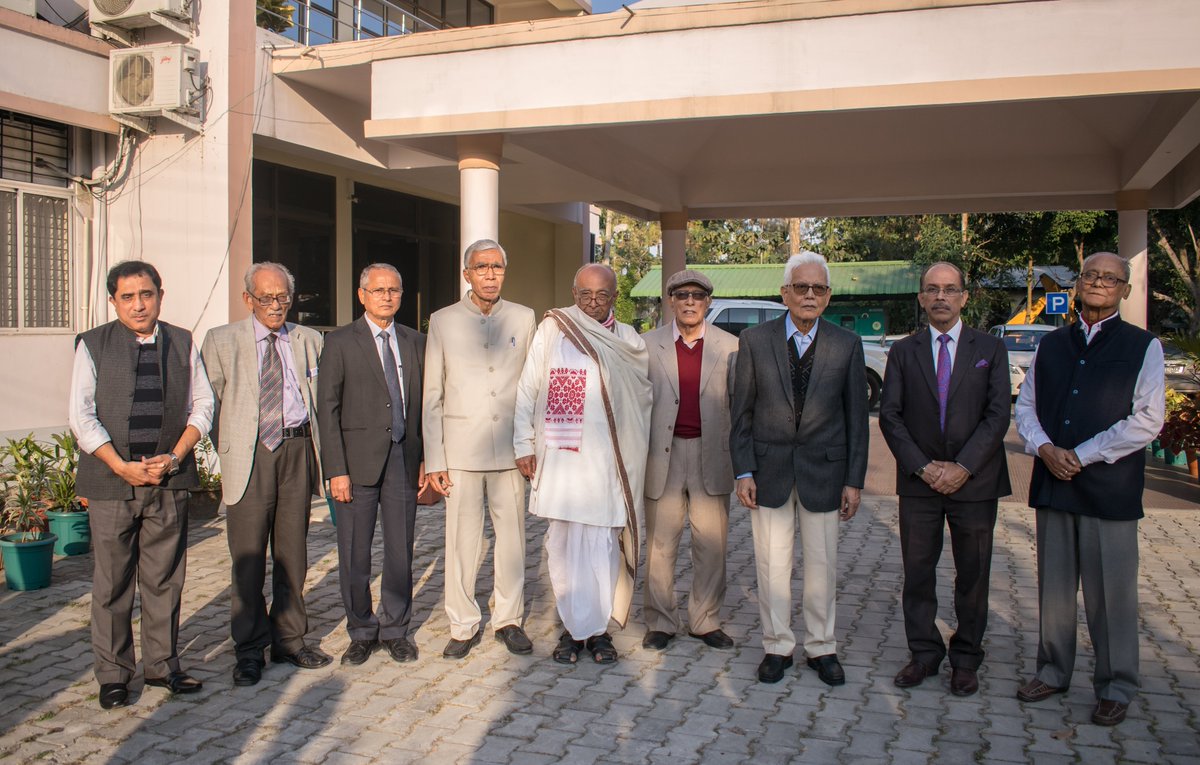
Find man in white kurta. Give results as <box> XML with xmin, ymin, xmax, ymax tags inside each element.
<box><xmin>514</xmin><ymin>264</ymin><xmax>651</xmax><ymax>664</ymax></box>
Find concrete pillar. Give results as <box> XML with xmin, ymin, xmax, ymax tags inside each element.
<box><xmin>458</xmin><ymin>134</ymin><xmax>503</xmax><ymax>297</ymax></box>
<box><xmin>1117</xmin><ymin>206</ymin><xmax>1149</xmax><ymax>329</ymax></box>
<box><xmin>660</xmin><ymin>209</ymin><xmax>688</xmax><ymax>298</ymax></box>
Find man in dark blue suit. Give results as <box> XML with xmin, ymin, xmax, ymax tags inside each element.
<box><xmin>879</xmin><ymin>262</ymin><xmax>1011</xmax><ymax>697</ymax></box>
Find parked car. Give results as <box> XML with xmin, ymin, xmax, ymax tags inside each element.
<box><xmin>1163</xmin><ymin>342</ymin><xmax>1200</xmax><ymax>394</ymax></box>
<box><xmin>990</xmin><ymin>323</ymin><xmax>1056</xmax><ymax>397</ymax></box>
<box><xmin>706</xmin><ymin>299</ymin><xmax>886</xmax><ymax>409</ymax></box>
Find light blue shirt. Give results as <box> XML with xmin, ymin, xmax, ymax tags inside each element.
<box><xmin>367</xmin><ymin>316</ymin><xmax>406</xmax><ymax>413</ymax></box>
<box><xmin>252</xmin><ymin>317</ymin><xmax>308</xmax><ymax>428</ymax></box>
<box><xmin>785</xmin><ymin>312</ymin><xmax>819</xmax><ymax>358</ymax></box>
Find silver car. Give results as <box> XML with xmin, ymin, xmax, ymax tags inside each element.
<box><xmin>990</xmin><ymin>323</ymin><xmax>1056</xmax><ymax>397</ymax></box>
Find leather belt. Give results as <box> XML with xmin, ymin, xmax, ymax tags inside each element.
<box><xmin>281</xmin><ymin>423</ymin><xmax>311</xmax><ymax>439</ymax></box>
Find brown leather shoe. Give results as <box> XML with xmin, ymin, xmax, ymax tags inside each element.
<box><xmin>1091</xmin><ymin>699</ymin><xmax>1128</xmax><ymax>726</ymax></box>
<box><xmin>1016</xmin><ymin>677</ymin><xmax>1068</xmax><ymax>702</ymax></box>
<box><xmin>950</xmin><ymin>667</ymin><xmax>979</xmax><ymax>697</ymax></box>
<box><xmin>894</xmin><ymin>660</ymin><xmax>935</xmax><ymax>688</ymax></box>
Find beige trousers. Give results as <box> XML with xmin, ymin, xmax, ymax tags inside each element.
<box><xmin>750</xmin><ymin>489</ymin><xmax>839</xmax><ymax>657</ymax></box>
<box><xmin>643</xmin><ymin>437</ymin><xmax>730</xmax><ymax>635</ymax></box>
<box><xmin>443</xmin><ymin>468</ymin><xmax>527</xmax><ymax>640</ymax></box>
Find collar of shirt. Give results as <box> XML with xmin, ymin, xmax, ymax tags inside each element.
<box><xmin>933</xmin><ymin>319</ymin><xmax>963</xmax><ymax>346</ymax></box>
<box><xmin>252</xmin><ymin>315</ymin><xmax>290</xmax><ymax>345</ymax></box>
<box><xmin>1078</xmin><ymin>311</ymin><xmax>1119</xmax><ymax>343</ymax></box>
<box><xmin>463</xmin><ymin>291</ymin><xmax>502</xmax><ymax>316</ymax></box>
<box><xmin>671</xmin><ymin>320</ymin><xmax>706</xmax><ymax>348</ymax></box>
<box><xmin>785</xmin><ymin>313</ymin><xmax>819</xmax><ymax>345</ymax></box>
<box><xmin>134</xmin><ymin>323</ymin><xmax>160</xmax><ymax>345</ymax></box>
<box><xmin>366</xmin><ymin>315</ymin><xmax>396</xmax><ymax>343</ymax></box>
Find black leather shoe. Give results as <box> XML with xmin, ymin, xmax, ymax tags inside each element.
<box><xmin>98</xmin><ymin>683</ymin><xmax>129</xmax><ymax>709</ymax></box>
<box><xmin>232</xmin><ymin>658</ymin><xmax>264</xmax><ymax>687</ymax></box>
<box><xmin>144</xmin><ymin>671</ymin><xmax>203</xmax><ymax>694</ymax></box>
<box><xmin>340</xmin><ymin>639</ymin><xmax>379</xmax><ymax>666</ymax></box>
<box><xmin>384</xmin><ymin>637</ymin><xmax>418</xmax><ymax>663</ymax></box>
<box><xmin>894</xmin><ymin>660</ymin><xmax>936</xmax><ymax>688</ymax></box>
<box><xmin>806</xmin><ymin>653</ymin><xmax>846</xmax><ymax>686</ymax></box>
<box><xmin>757</xmin><ymin>653</ymin><xmax>793</xmax><ymax>683</ymax></box>
<box><xmin>443</xmin><ymin>629</ymin><xmax>482</xmax><ymax>659</ymax></box>
<box><xmin>1091</xmin><ymin>699</ymin><xmax>1128</xmax><ymax>726</ymax></box>
<box><xmin>495</xmin><ymin>625</ymin><xmax>533</xmax><ymax>655</ymax></box>
<box><xmin>642</xmin><ymin>631</ymin><xmax>674</xmax><ymax>651</ymax></box>
<box><xmin>688</xmin><ymin>629</ymin><xmax>734</xmax><ymax>650</ymax></box>
<box><xmin>271</xmin><ymin>646</ymin><xmax>333</xmax><ymax>670</ymax></box>
<box><xmin>1017</xmin><ymin>677</ymin><xmax>1069</xmax><ymax>703</ymax></box>
<box><xmin>950</xmin><ymin>667</ymin><xmax>979</xmax><ymax>697</ymax></box>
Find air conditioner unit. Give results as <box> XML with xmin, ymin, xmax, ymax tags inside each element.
<box><xmin>110</xmin><ymin>44</ymin><xmax>200</xmax><ymax>116</ymax></box>
<box><xmin>90</xmin><ymin>0</ymin><xmax>189</xmax><ymax>29</ymax></box>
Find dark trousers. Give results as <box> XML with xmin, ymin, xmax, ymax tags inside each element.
<box><xmin>89</xmin><ymin>487</ymin><xmax>188</xmax><ymax>684</ymax></box>
<box><xmin>226</xmin><ymin>437</ymin><xmax>315</xmax><ymax>659</ymax></box>
<box><xmin>898</xmin><ymin>494</ymin><xmax>998</xmax><ymax>671</ymax></box>
<box><xmin>335</xmin><ymin>441</ymin><xmax>416</xmax><ymax>641</ymax></box>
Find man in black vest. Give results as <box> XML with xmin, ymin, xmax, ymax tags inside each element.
<box><xmin>69</xmin><ymin>261</ymin><xmax>214</xmax><ymax>709</ymax></box>
<box><xmin>1014</xmin><ymin>251</ymin><xmax>1165</xmax><ymax>726</ymax></box>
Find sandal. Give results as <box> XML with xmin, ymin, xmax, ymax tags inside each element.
<box><xmin>553</xmin><ymin>631</ymin><xmax>584</xmax><ymax>664</ymax></box>
<box><xmin>586</xmin><ymin>633</ymin><xmax>618</xmax><ymax>664</ymax></box>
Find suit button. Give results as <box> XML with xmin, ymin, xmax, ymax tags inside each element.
<box><xmin>480</xmin><ymin>319</ymin><xmax>486</xmax><ymax>325</ymax></box>
<box><xmin>385</xmin><ymin>403</ymin><xmax>391</xmax><ymax>408</ymax></box>
<box><xmin>1064</xmin><ymin>419</ymin><xmax>1070</xmax><ymax>425</ymax></box>
<box><xmin>665</xmin><ymin>447</ymin><xmax>670</xmax><ymax>453</ymax></box>
<box><xmin>491</xmin><ymin>391</ymin><xmax>497</xmax><ymax>397</ymax></box>
<box><xmin>1072</xmin><ymin>389</ymin><xmax>1079</xmax><ymax>394</ymax></box>
<box><xmin>1079</xmin><ymin>360</ymin><xmax>1086</xmax><ymax>365</ymax></box>
<box><xmin>493</xmin><ymin>416</ymin><xmax>499</xmax><ymax>422</ymax></box>
<box><xmin>484</xmin><ymin>344</ymin><xmax>489</xmax><ymax>349</ymax></box>
<box><xmin>668</xmin><ymin>425</ymin><xmax>673</xmax><ymax>430</ymax></box>
<box><xmin>489</xmin><ymin>367</ymin><xmax>494</xmax><ymax>372</ymax></box>
<box><xmin>674</xmin><ymin>399</ymin><xmax>679</xmax><ymax>405</ymax></box>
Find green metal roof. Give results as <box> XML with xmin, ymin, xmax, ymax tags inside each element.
<box><xmin>630</xmin><ymin>261</ymin><xmax>922</xmax><ymax>298</ymax></box>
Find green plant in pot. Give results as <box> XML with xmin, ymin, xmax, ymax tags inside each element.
<box><xmin>43</xmin><ymin>431</ymin><xmax>91</xmax><ymax>556</ymax></box>
<box><xmin>1</xmin><ymin>435</ymin><xmax>58</xmax><ymax>590</ymax></box>
<box><xmin>188</xmin><ymin>436</ymin><xmax>223</xmax><ymax>519</ymax></box>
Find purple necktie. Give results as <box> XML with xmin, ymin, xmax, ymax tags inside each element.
<box><xmin>936</xmin><ymin>334</ymin><xmax>951</xmax><ymax>432</ymax></box>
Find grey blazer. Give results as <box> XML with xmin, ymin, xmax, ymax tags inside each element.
<box><xmin>643</xmin><ymin>322</ymin><xmax>738</xmax><ymax>500</ymax></box>
<box><xmin>317</xmin><ymin>316</ymin><xmax>425</xmax><ymax>487</ymax></box>
<box><xmin>201</xmin><ymin>318</ymin><xmax>324</xmax><ymax>506</ymax></box>
<box><xmin>730</xmin><ymin>316</ymin><xmax>869</xmax><ymax>511</ymax></box>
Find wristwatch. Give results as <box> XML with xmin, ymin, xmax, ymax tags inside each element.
<box><xmin>167</xmin><ymin>452</ymin><xmax>181</xmax><ymax>476</ymax></box>
<box><xmin>915</xmin><ymin>464</ymin><xmax>929</xmax><ymax>478</ymax></box>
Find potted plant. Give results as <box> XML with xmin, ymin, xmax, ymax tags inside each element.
<box><xmin>189</xmin><ymin>436</ymin><xmax>223</xmax><ymax>519</ymax></box>
<box><xmin>43</xmin><ymin>431</ymin><xmax>90</xmax><ymax>556</ymax></box>
<box><xmin>0</xmin><ymin>435</ymin><xmax>58</xmax><ymax>590</ymax></box>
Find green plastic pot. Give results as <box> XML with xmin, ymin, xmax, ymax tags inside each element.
<box><xmin>46</xmin><ymin>510</ymin><xmax>90</xmax><ymax>556</ymax></box>
<box><xmin>0</xmin><ymin>532</ymin><xmax>57</xmax><ymax>591</ymax></box>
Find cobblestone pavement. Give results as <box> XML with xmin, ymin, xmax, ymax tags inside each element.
<box><xmin>2</xmin><ymin>422</ymin><xmax>1199</xmax><ymax>764</ymax></box>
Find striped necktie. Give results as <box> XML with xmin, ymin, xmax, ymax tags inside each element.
<box><xmin>936</xmin><ymin>334</ymin><xmax>952</xmax><ymax>432</ymax></box>
<box><xmin>259</xmin><ymin>333</ymin><xmax>284</xmax><ymax>451</ymax></box>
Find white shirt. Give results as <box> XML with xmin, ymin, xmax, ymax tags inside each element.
<box><xmin>68</xmin><ymin>323</ymin><xmax>215</xmax><ymax>455</ymax></box>
<box><xmin>1014</xmin><ymin>315</ymin><xmax>1165</xmax><ymax>467</ymax></box>
<box><xmin>930</xmin><ymin>319</ymin><xmax>963</xmax><ymax>374</ymax></box>
<box><xmin>368</xmin><ymin>316</ymin><xmax>406</xmax><ymax>413</ymax></box>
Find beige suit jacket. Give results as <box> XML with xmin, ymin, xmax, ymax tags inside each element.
<box><xmin>643</xmin><ymin>321</ymin><xmax>738</xmax><ymax>500</ymax></box>
<box><xmin>423</xmin><ymin>294</ymin><xmax>535</xmax><ymax>473</ymax></box>
<box><xmin>201</xmin><ymin>318</ymin><xmax>324</xmax><ymax>505</ymax></box>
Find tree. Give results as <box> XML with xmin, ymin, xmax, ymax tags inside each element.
<box><xmin>257</xmin><ymin>0</ymin><xmax>294</xmax><ymax>33</ymax></box>
<box><xmin>1150</xmin><ymin>199</ymin><xmax>1200</xmax><ymax>334</ymax></box>
<box><xmin>596</xmin><ymin>209</ymin><xmax>660</xmax><ymax>327</ymax></box>
<box><xmin>687</xmin><ymin>219</ymin><xmax>790</xmax><ymax>264</ymax></box>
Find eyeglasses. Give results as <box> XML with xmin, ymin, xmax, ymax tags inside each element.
<box><xmin>467</xmin><ymin>263</ymin><xmax>506</xmax><ymax>274</ymax></box>
<box><xmin>363</xmin><ymin>287</ymin><xmax>402</xmax><ymax>298</ymax></box>
<box><xmin>249</xmin><ymin>293</ymin><xmax>292</xmax><ymax>307</ymax></box>
<box><xmin>787</xmin><ymin>283</ymin><xmax>830</xmax><ymax>297</ymax></box>
<box><xmin>671</xmin><ymin>290</ymin><xmax>710</xmax><ymax>302</ymax></box>
<box><xmin>576</xmin><ymin>290</ymin><xmax>613</xmax><ymax>304</ymax></box>
<box><xmin>921</xmin><ymin>286</ymin><xmax>964</xmax><ymax>297</ymax></box>
<box><xmin>1079</xmin><ymin>270</ymin><xmax>1127</xmax><ymax>288</ymax></box>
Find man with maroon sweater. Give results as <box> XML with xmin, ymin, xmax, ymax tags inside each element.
<box><xmin>641</xmin><ymin>270</ymin><xmax>739</xmax><ymax>651</ymax></box>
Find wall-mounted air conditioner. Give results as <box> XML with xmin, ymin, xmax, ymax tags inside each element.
<box><xmin>90</xmin><ymin>0</ymin><xmax>189</xmax><ymax>30</ymax></box>
<box><xmin>109</xmin><ymin>44</ymin><xmax>200</xmax><ymax>116</ymax></box>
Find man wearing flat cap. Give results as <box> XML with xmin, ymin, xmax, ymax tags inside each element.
<box><xmin>641</xmin><ymin>270</ymin><xmax>739</xmax><ymax>652</ymax></box>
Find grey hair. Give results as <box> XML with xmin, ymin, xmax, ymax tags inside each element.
<box><xmin>1082</xmin><ymin>251</ymin><xmax>1130</xmax><ymax>281</ymax></box>
<box><xmin>245</xmin><ymin>262</ymin><xmax>295</xmax><ymax>295</ymax></box>
<box><xmin>463</xmin><ymin>239</ymin><xmax>507</xmax><ymax>269</ymax></box>
<box><xmin>573</xmin><ymin>263</ymin><xmax>617</xmax><ymax>290</ymax></box>
<box><xmin>920</xmin><ymin>261</ymin><xmax>966</xmax><ymax>289</ymax></box>
<box><xmin>359</xmin><ymin>263</ymin><xmax>403</xmax><ymax>289</ymax></box>
<box><xmin>782</xmin><ymin>251</ymin><xmax>830</xmax><ymax>287</ymax></box>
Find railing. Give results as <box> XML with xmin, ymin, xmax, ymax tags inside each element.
<box><xmin>257</xmin><ymin>0</ymin><xmax>442</xmax><ymax>47</ymax></box>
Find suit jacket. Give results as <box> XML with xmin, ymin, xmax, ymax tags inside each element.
<box><xmin>201</xmin><ymin>318</ymin><xmax>323</xmax><ymax>506</ymax></box>
<box><xmin>422</xmin><ymin>295</ymin><xmax>535</xmax><ymax>473</ymax></box>
<box><xmin>643</xmin><ymin>322</ymin><xmax>738</xmax><ymax>499</ymax></box>
<box><xmin>730</xmin><ymin>316</ymin><xmax>869</xmax><ymax>511</ymax></box>
<box><xmin>879</xmin><ymin>326</ymin><xmax>1012</xmax><ymax>501</ymax></box>
<box><xmin>318</xmin><ymin>316</ymin><xmax>426</xmax><ymax>487</ymax></box>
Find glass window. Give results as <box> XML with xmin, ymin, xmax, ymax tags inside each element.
<box><xmin>468</xmin><ymin>0</ymin><xmax>491</xmax><ymax>25</ymax></box>
<box><xmin>1</xmin><ymin>111</ymin><xmax>69</xmax><ymax>188</ymax></box>
<box><xmin>711</xmin><ymin>307</ymin><xmax>761</xmax><ymax>337</ymax></box>
<box><xmin>0</xmin><ymin>186</ymin><xmax>72</xmax><ymax>331</ymax></box>
<box><xmin>0</xmin><ymin>191</ymin><xmax>15</xmax><ymax>327</ymax></box>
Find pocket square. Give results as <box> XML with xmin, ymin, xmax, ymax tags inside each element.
<box><xmin>975</xmin><ymin>359</ymin><xmax>989</xmax><ymax>368</ymax></box>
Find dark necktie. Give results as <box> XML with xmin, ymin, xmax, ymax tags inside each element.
<box><xmin>379</xmin><ymin>332</ymin><xmax>405</xmax><ymax>443</ymax></box>
<box><xmin>259</xmin><ymin>333</ymin><xmax>284</xmax><ymax>451</ymax></box>
<box><xmin>936</xmin><ymin>334</ymin><xmax>952</xmax><ymax>432</ymax></box>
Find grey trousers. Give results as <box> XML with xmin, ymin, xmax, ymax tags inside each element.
<box><xmin>226</xmin><ymin>437</ymin><xmax>315</xmax><ymax>659</ymax></box>
<box><xmin>1035</xmin><ymin>508</ymin><xmax>1140</xmax><ymax>703</ymax></box>
<box><xmin>89</xmin><ymin>487</ymin><xmax>188</xmax><ymax>684</ymax></box>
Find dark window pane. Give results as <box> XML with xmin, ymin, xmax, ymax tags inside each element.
<box><xmin>469</xmin><ymin>0</ymin><xmax>491</xmax><ymax>26</ymax></box>
<box><xmin>0</xmin><ymin>190</ymin><xmax>14</xmax><ymax>327</ymax></box>
<box><xmin>444</xmin><ymin>0</ymin><xmax>466</xmax><ymax>27</ymax></box>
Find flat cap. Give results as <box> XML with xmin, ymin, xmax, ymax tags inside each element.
<box><xmin>665</xmin><ymin>269</ymin><xmax>713</xmax><ymax>295</ymax></box>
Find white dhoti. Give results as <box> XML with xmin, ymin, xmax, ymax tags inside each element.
<box><xmin>546</xmin><ymin>520</ymin><xmax>621</xmax><ymax>639</ymax></box>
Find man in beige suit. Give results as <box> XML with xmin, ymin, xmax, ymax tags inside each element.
<box><xmin>202</xmin><ymin>262</ymin><xmax>330</xmax><ymax>687</ymax></box>
<box><xmin>424</xmin><ymin>240</ymin><xmax>537</xmax><ymax>659</ymax></box>
<box><xmin>642</xmin><ymin>270</ymin><xmax>739</xmax><ymax>652</ymax></box>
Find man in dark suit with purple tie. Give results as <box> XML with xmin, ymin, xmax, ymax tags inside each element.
<box><xmin>879</xmin><ymin>262</ymin><xmax>1011</xmax><ymax>697</ymax></box>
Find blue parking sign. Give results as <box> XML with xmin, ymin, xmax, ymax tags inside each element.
<box><xmin>1045</xmin><ymin>292</ymin><xmax>1070</xmax><ymax>315</ymax></box>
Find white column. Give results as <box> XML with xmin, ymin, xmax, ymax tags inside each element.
<box><xmin>1117</xmin><ymin>207</ymin><xmax>1148</xmax><ymax>329</ymax></box>
<box><xmin>660</xmin><ymin>210</ymin><xmax>688</xmax><ymax>298</ymax></box>
<box><xmin>458</xmin><ymin>134</ymin><xmax>503</xmax><ymax>297</ymax></box>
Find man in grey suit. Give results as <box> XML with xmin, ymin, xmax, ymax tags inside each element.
<box><xmin>424</xmin><ymin>240</ymin><xmax>536</xmax><ymax>659</ymax></box>
<box><xmin>731</xmin><ymin>250</ymin><xmax>869</xmax><ymax>685</ymax></box>
<box><xmin>641</xmin><ymin>269</ymin><xmax>739</xmax><ymax>652</ymax></box>
<box><xmin>202</xmin><ymin>262</ymin><xmax>331</xmax><ymax>687</ymax></box>
<box><xmin>318</xmin><ymin>263</ymin><xmax>427</xmax><ymax>666</ymax></box>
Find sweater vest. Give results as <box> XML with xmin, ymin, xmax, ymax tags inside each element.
<box><xmin>76</xmin><ymin>320</ymin><xmax>200</xmax><ymax>500</ymax></box>
<box><xmin>1028</xmin><ymin>315</ymin><xmax>1153</xmax><ymax>520</ymax></box>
